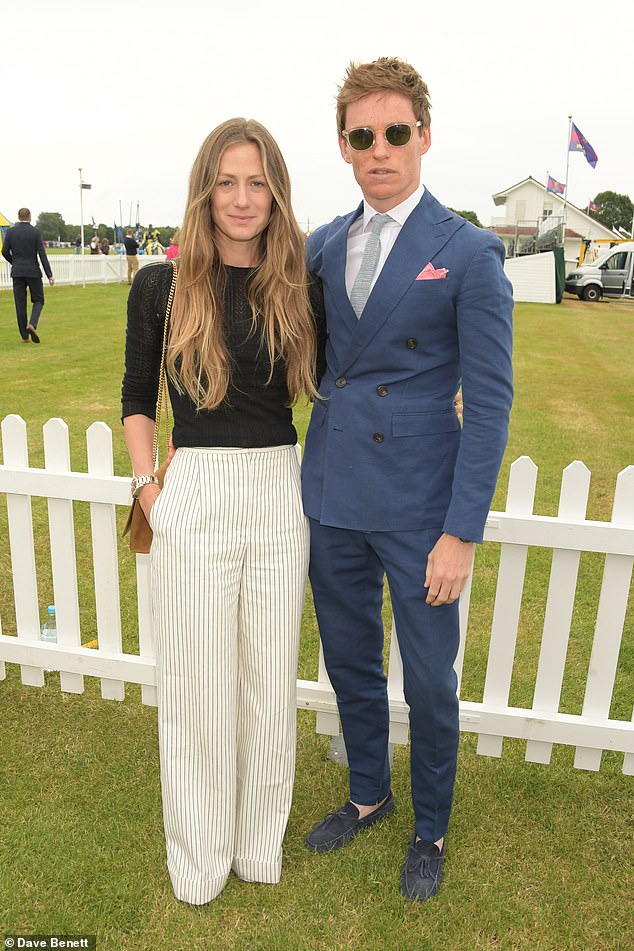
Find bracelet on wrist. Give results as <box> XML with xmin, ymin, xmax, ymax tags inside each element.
<box><xmin>131</xmin><ymin>474</ymin><xmax>159</xmax><ymax>499</ymax></box>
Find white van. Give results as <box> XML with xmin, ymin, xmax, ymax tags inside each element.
<box><xmin>565</xmin><ymin>242</ymin><xmax>634</xmax><ymax>301</ymax></box>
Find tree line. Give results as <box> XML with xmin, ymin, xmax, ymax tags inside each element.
<box><xmin>588</xmin><ymin>191</ymin><xmax>633</xmax><ymax>233</ymax></box>
<box><xmin>29</xmin><ymin>193</ymin><xmax>634</xmax><ymax>245</ymax></box>
<box><xmin>33</xmin><ymin>211</ymin><xmax>177</xmax><ymax>247</ymax></box>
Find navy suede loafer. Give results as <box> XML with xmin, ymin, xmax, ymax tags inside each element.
<box><xmin>305</xmin><ymin>792</ymin><xmax>394</xmax><ymax>853</ymax></box>
<box><xmin>26</xmin><ymin>325</ymin><xmax>40</xmax><ymax>344</ymax></box>
<box><xmin>400</xmin><ymin>836</ymin><xmax>445</xmax><ymax>902</ymax></box>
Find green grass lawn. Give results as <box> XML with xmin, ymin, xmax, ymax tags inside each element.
<box><xmin>0</xmin><ymin>286</ymin><xmax>632</xmax><ymax>950</ymax></box>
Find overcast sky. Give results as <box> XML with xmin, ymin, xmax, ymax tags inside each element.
<box><xmin>3</xmin><ymin>0</ymin><xmax>632</xmax><ymax>233</ymax></box>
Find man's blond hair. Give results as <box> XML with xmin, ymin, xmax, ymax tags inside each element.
<box><xmin>336</xmin><ymin>57</ymin><xmax>431</xmax><ymax>134</ymax></box>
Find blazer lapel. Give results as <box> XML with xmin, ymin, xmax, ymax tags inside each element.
<box><xmin>336</xmin><ymin>191</ymin><xmax>464</xmax><ymax>376</ymax></box>
<box><xmin>321</xmin><ymin>203</ymin><xmax>363</xmax><ymax>335</ymax></box>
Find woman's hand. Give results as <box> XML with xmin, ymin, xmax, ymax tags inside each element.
<box><xmin>453</xmin><ymin>389</ymin><xmax>463</xmax><ymax>425</ymax></box>
<box><xmin>137</xmin><ymin>482</ymin><xmax>161</xmax><ymax>521</ymax></box>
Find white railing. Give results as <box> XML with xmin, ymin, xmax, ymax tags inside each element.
<box><xmin>1</xmin><ymin>415</ymin><xmax>633</xmax><ymax>775</ymax></box>
<box><xmin>0</xmin><ymin>253</ymin><xmax>165</xmax><ymax>289</ymax></box>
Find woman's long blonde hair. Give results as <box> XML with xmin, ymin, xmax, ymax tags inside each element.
<box><xmin>167</xmin><ymin>118</ymin><xmax>317</xmax><ymax>409</ymax></box>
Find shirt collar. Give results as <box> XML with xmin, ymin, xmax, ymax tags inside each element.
<box><xmin>362</xmin><ymin>180</ymin><xmax>426</xmax><ymax>230</ymax></box>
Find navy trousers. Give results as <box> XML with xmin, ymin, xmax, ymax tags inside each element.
<box><xmin>13</xmin><ymin>276</ymin><xmax>45</xmax><ymax>339</ymax></box>
<box><xmin>309</xmin><ymin>519</ymin><xmax>460</xmax><ymax>842</ymax></box>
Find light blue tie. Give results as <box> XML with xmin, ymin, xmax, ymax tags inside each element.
<box><xmin>350</xmin><ymin>213</ymin><xmax>392</xmax><ymax>318</ymax></box>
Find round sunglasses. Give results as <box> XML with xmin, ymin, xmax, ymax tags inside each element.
<box><xmin>341</xmin><ymin>120</ymin><xmax>423</xmax><ymax>152</ymax></box>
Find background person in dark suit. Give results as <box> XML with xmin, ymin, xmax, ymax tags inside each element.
<box><xmin>124</xmin><ymin>229</ymin><xmax>139</xmax><ymax>284</ymax></box>
<box><xmin>2</xmin><ymin>207</ymin><xmax>54</xmax><ymax>343</ymax></box>
<box><xmin>302</xmin><ymin>58</ymin><xmax>514</xmax><ymax>902</ymax></box>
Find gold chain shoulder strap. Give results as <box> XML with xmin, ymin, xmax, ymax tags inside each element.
<box><xmin>152</xmin><ymin>260</ymin><xmax>178</xmax><ymax>468</ymax></box>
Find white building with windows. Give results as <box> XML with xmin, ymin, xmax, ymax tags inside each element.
<box><xmin>489</xmin><ymin>176</ymin><xmax>617</xmax><ymax>271</ymax></box>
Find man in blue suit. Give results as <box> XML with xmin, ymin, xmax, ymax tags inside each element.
<box><xmin>2</xmin><ymin>208</ymin><xmax>54</xmax><ymax>343</ymax></box>
<box><xmin>303</xmin><ymin>58</ymin><xmax>514</xmax><ymax>902</ymax></box>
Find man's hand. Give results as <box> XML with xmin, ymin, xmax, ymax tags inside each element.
<box><xmin>49</xmin><ymin>277</ymin><xmax>55</xmax><ymax>286</ymax></box>
<box><xmin>424</xmin><ymin>533</ymin><xmax>474</xmax><ymax>606</ymax></box>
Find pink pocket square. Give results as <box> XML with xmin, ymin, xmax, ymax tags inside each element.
<box><xmin>416</xmin><ymin>262</ymin><xmax>448</xmax><ymax>280</ymax></box>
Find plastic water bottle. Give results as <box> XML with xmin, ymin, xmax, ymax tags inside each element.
<box><xmin>41</xmin><ymin>605</ymin><xmax>57</xmax><ymax>671</ymax></box>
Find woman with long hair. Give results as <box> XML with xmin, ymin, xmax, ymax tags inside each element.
<box><xmin>121</xmin><ymin>118</ymin><xmax>324</xmax><ymax>905</ymax></box>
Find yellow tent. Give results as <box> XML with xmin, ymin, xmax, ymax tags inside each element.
<box><xmin>0</xmin><ymin>210</ymin><xmax>12</xmax><ymax>252</ymax></box>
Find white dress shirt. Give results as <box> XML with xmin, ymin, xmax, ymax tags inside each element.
<box><xmin>345</xmin><ymin>181</ymin><xmax>426</xmax><ymax>298</ymax></box>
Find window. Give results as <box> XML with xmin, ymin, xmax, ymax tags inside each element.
<box><xmin>604</xmin><ymin>252</ymin><xmax>628</xmax><ymax>270</ymax></box>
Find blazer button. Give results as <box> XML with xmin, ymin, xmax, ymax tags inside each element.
<box><xmin>377</xmin><ymin>385</ymin><xmax>388</xmax><ymax>397</ymax></box>
<box><xmin>335</xmin><ymin>377</ymin><xmax>347</xmax><ymax>388</ymax></box>
<box><xmin>406</xmin><ymin>338</ymin><xmax>418</xmax><ymax>349</ymax></box>
<box><xmin>373</xmin><ymin>432</ymin><xmax>384</xmax><ymax>443</ymax></box>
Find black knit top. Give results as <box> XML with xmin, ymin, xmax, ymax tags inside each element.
<box><xmin>121</xmin><ymin>262</ymin><xmax>325</xmax><ymax>449</ymax></box>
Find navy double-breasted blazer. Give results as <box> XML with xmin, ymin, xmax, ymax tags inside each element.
<box><xmin>302</xmin><ymin>189</ymin><xmax>514</xmax><ymax>544</ymax></box>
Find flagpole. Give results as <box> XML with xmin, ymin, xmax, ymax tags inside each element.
<box><xmin>563</xmin><ymin>117</ymin><xmax>573</xmax><ymax>203</ymax></box>
<box><xmin>79</xmin><ymin>168</ymin><xmax>85</xmax><ymax>256</ymax></box>
<box><xmin>561</xmin><ymin>115</ymin><xmax>573</xmax><ymax>254</ymax></box>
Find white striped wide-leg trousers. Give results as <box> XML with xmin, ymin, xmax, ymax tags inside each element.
<box><xmin>149</xmin><ymin>445</ymin><xmax>309</xmax><ymax>905</ymax></box>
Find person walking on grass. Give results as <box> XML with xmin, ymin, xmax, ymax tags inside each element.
<box><xmin>124</xmin><ymin>229</ymin><xmax>140</xmax><ymax>284</ymax></box>
<box><xmin>2</xmin><ymin>207</ymin><xmax>54</xmax><ymax>344</ymax></box>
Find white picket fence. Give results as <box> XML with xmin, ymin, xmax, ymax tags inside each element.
<box><xmin>0</xmin><ymin>253</ymin><xmax>165</xmax><ymax>289</ymax></box>
<box><xmin>0</xmin><ymin>415</ymin><xmax>632</xmax><ymax>775</ymax></box>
